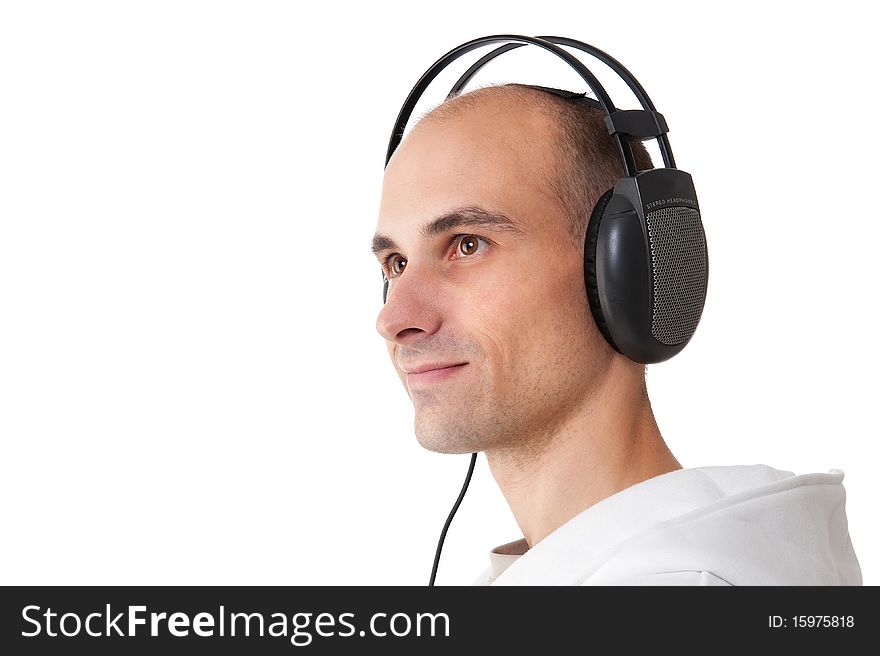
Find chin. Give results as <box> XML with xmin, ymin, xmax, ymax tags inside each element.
<box><xmin>414</xmin><ymin>412</ymin><xmax>506</xmax><ymax>454</ymax></box>
<box><xmin>413</xmin><ymin>423</ymin><xmax>481</xmax><ymax>455</ymax></box>
<box><xmin>414</xmin><ymin>434</ymin><xmax>473</xmax><ymax>454</ymax></box>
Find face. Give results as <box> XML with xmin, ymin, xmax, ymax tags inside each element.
<box><xmin>373</xmin><ymin>99</ymin><xmax>611</xmax><ymax>454</ymax></box>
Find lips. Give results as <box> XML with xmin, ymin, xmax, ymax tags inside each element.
<box><xmin>402</xmin><ymin>362</ymin><xmax>467</xmax><ymax>375</ymax></box>
<box><xmin>402</xmin><ymin>362</ymin><xmax>468</xmax><ymax>386</ymax></box>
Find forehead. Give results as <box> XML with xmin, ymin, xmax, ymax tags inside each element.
<box><xmin>376</xmin><ymin>102</ymin><xmax>564</xmax><ymax>240</ymax></box>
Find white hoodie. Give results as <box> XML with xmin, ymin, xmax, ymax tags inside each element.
<box><xmin>473</xmin><ymin>464</ymin><xmax>862</xmax><ymax>585</ymax></box>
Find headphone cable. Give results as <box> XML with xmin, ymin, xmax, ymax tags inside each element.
<box><xmin>428</xmin><ymin>452</ymin><xmax>478</xmax><ymax>586</ymax></box>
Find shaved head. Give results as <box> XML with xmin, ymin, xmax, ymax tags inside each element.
<box><xmin>405</xmin><ymin>83</ymin><xmax>654</xmax><ymax>247</ymax></box>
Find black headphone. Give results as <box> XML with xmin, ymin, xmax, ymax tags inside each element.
<box><xmin>382</xmin><ymin>34</ymin><xmax>708</xmax><ymax>365</ymax></box>
<box><xmin>380</xmin><ymin>34</ymin><xmax>709</xmax><ymax>584</ymax></box>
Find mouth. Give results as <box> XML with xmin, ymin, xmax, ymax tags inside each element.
<box><xmin>404</xmin><ymin>363</ymin><xmax>468</xmax><ymax>386</ymax></box>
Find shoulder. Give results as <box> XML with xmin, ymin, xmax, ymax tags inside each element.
<box><xmin>582</xmin><ymin>570</ymin><xmax>733</xmax><ymax>586</ymax></box>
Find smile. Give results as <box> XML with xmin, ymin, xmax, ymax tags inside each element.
<box><xmin>405</xmin><ymin>363</ymin><xmax>468</xmax><ymax>386</ymax></box>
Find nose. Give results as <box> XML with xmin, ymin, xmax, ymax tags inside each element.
<box><xmin>375</xmin><ymin>263</ymin><xmax>443</xmax><ymax>344</ymax></box>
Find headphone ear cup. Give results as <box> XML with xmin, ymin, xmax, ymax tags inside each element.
<box><xmin>584</xmin><ymin>188</ymin><xmax>620</xmax><ymax>353</ymax></box>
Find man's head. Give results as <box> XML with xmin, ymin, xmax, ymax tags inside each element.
<box><xmin>373</xmin><ymin>83</ymin><xmax>654</xmax><ymax>455</ymax></box>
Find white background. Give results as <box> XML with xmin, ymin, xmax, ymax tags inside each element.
<box><xmin>1</xmin><ymin>1</ymin><xmax>877</xmax><ymax>585</ymax></box>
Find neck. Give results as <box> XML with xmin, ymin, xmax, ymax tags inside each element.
<box><xmin>484</xmin><ymin>358</ymin><xmax>682</xmax><ymax>549</ymax></box>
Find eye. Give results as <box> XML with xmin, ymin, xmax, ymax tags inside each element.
<box><xmin>385</xmin><ymin>254</ymin><xmax>407</xmax><ymax>278</ymax></box>
<box><xmin>455</xmin><ymin>235</ymin><xmax>488</xmax><ymax>257</ymax></box>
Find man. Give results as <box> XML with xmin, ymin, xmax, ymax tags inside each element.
<box><xmin>372</xmin><ymin>82</ymin><xmax>862</xmax><ymax>585</ymax></box>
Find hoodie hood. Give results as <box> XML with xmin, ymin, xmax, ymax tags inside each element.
<box><xmin>477</xmin><ymin>464</ymin><xmax>862</xmax><ymax>585</ymax></box>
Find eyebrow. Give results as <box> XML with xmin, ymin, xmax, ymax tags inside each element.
<box><xmin>370</xmin><ymin>206</ymin><xmax>526</xmax><ymax>257</ymax></box>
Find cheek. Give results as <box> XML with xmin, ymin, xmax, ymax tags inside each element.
<box><xmin>490</xmin><ymin>252</ymin><xmax>584</xmax><ymax>325</ymax></box>
<box><xmin>461</xmin><ymin>274</ymin><xmax>554</xmax><ymax>370</ymax></box>
<box><xmin>466</xmin><ymin>255</ymin><xmax>590</xmax><ymax>369</ymax></box>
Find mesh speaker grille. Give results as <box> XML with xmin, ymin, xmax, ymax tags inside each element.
<box><xmin>645</xmin><ymin>206</ymin><xmax>708</xmax><ymax>345</ymax></box>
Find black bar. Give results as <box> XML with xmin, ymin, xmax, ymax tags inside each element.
<box><xmin>1</xmin><ymin>586</ymin><xmax>873</xmax><ymax>654</ymax></box>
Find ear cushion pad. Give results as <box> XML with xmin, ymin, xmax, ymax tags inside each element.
<box><xmin>584</xmin><ymin>188</ymin><xmax>620</xmax><ymax>352</ymax></box>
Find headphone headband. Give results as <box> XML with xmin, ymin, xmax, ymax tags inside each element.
<box><xmin>384</xmin><ymin>34</ymin><xmax>676</xmax><ymax>177</ymax></box>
